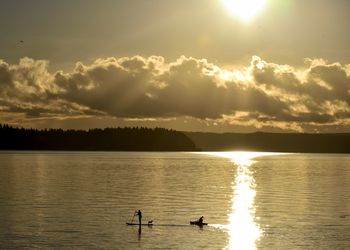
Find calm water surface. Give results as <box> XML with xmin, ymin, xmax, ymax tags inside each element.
<box><xmin>0</xmin><ymin>151</ymin><xmax>349</xmax><ymax>249</ymax></box>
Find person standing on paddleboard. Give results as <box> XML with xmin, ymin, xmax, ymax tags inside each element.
<box><xmin>137</xmin><ymin>210</ymin><xmax>142</xmax><ymax>226</ymax></box>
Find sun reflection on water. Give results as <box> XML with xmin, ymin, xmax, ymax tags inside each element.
<box><xmin>205</xmin><ymin>152</ymin><xmax>282</xmax><ymax>250</ymax></box>
<box><xmin>227</xmin><ymin>153</ymin><xmax>259</xmax><ymax>250</ymax></box>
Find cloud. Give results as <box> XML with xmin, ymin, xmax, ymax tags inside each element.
<box><xmin>0</xmin><ymin>55</ymin><xmax>349</xmax><ymax>132</ymax></box>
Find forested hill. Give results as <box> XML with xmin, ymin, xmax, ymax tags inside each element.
<box><xmin>0</xmin><ymin>125</ymin><xmax>197</xmax><ymax>151</ymax></box>
<box><xmin>185</xmin><ymin>132</ymin><xmax>350</xmax><ymax>153</ymax></box>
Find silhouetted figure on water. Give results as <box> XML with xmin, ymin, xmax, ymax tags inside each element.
<box><xmin>198</xmin><ymin>216</ymin><xmax>204</xmax><ymax>224</ymax></box>
<box><xmin>190</xmin><ymin>216</ymin><xmax>206</xmax><ymax>226</ymax></box>
<box><xmin>137</xmin><ymin>210</ymin><xmax>142</xmax><ymax>226</ymax></box>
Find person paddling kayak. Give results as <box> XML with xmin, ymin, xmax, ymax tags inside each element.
<box><xmin>198</xmin><ymin>216</ymin><xmax>204</xmax><ymax>224</ymax></box>
<box><xmin>190</xmin><ymin>216</ymin><xmax>207</xmax><ymax>226</ymax></box>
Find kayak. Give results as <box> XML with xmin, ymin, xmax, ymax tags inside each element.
<box><xmin>190</xmin><ymin>221</ymin><xmax>208</xmax><ymax>226</ymax></box>
<box><xmin>126</xmin><ymin>223</ymin><xmax>153</xmax><ymax>226</ymax></box>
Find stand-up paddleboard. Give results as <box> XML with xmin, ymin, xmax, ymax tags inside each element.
<box><xmin>126</xmin><ymin>223</ymin><xmax>153</xmax><ymax>226</ymax></box>
<box><xmin>126</xmin><ymin>222</ymin><xmax>209</xmax><ymax>227</ymax></box>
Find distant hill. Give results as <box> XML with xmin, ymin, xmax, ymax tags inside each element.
<box><xmin>0</xmin><ymin>125</ymin><xmax>197</xmax><ymax>151</ymax></box>
<box><xmin>186</xmin><ymin>132</ymin><xmax>350</xmax><ymax>153</ymax></box>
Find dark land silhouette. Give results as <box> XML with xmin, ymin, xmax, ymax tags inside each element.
<box><xmin>0</xmin><ymin>125</ymin><xmax>197</xmax><ymax>151</ymax></box>
<box><xmin>1</xmin><ymin>124</ymin><xmax>350</xmax><ymax>153</ymax></box>
<box><xmin>185</xmin><ymin>132</ymin><xmax>350</xmax><ymax>153</ymax></box>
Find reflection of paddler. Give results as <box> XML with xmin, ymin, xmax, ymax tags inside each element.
<box><xmin>137</xmin><ymin>210</ymin><xmax>142</xmax><ymax>226</ymax></box>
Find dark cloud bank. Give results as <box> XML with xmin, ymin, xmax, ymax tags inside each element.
<box><xmin>0</xmin><ymin>55</ymin><xmax>349</xmax><ymax>132</ymax></box>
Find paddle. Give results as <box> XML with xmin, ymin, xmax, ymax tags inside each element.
<box><xmin>130</xmin><ymin>210</ymin><xmax>137</xmax><ymax>224</ymax></box>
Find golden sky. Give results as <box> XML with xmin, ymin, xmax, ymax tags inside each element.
<box><xmin>1</xmin><ymin>0</ymin><xmax>350</xmax><ymax>132</ymax></box>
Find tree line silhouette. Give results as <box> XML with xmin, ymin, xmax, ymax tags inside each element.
<box><xmin>0</xmin><ymin>124</ymin><xmax>197</xmax><ymax>151</ymax></box>
<box><xmin>2</xmin><ymin>124</ymin><xmax>349</xmax><ymax>153</ymax></box>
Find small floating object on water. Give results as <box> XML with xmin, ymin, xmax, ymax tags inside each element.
<box><xmin>340</xmin><ymin>215</ymin><xmax>350</xmax><ymax>218</ymax></box>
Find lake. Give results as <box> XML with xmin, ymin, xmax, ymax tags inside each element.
<box><xmin>0</xmin><ymin>151</ymin><xmax>349</xmax><ymax>249</ymax></box>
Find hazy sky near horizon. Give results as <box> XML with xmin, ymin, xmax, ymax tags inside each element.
<box><xmin>1</xmin><ymin>0</ymin><xmax>350</xmax><ymax>132</ymax></box>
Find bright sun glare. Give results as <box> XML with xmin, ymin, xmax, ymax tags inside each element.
<box><xmin>222</xmin><ymin>0</ymin><xmax>268</xmax><ymax>22</ymax></box>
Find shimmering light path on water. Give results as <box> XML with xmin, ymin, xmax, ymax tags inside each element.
<box><xmin>206</xmin><ymin>152</ymin><xmax>284</xmax><ymax>250</ymax></box>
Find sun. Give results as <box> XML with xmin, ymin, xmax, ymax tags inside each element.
<box><xmin>222</xmin><ymin>0</ymin><xmax>268</xmax><ymax>22</ymax></box>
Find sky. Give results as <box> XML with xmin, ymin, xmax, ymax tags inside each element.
<box><xmin>1</xmin><ymin>0</ymin><xmax>350</xmax><ymax>133</ymax></box>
